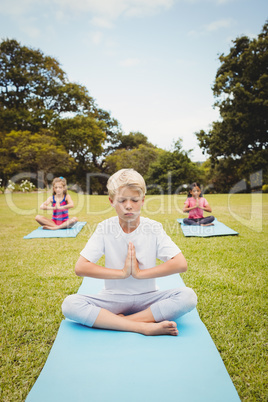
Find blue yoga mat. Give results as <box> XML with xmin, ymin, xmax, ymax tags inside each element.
<box><xmin>26</xmin><ymin>275</ymin><xmax>240</xmax><ymax>402</ymax></box>
<box><xmin>177</xmin><ymin>218</ymin><xmax>239</xmax><ymax>237</ymax></box>
<box><xmin>23</xmin><ymin>222</ymin><xmax>87</xmax><ymax>239</ymax></box>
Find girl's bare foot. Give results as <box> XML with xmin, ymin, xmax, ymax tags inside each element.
<box><xmin>142</xmin><ymin>321</ymin><xmax>179</xmax><ymax>336</ymax></box>
<box><xmin>43</xmin><ymin>225</ymin><xmax>58</xmax><ymax>230</ymax></box>
<box><xmin>66</xmin><ymin>217</ymin><xmax>78</xmax><ymax>228</ymax></box>
<box><xmin>201</xmin><ymin>223</ymin><xmax>214</xmax><ymax>226</ymax></box>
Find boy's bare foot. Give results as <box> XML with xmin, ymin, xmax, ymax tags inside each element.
<box><xmin>143</xmin><ymin>321</ymin><xmax>179</xmax><ymax>336</ymax></box>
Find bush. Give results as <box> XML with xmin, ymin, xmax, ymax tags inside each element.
<box><xmin>19</xmin><ymin>179</ymin><xmax>36</xmax><ymax>192</ymax></box>
<box><xmin>4</xmin><ymin>179</ymin><xmax>36</xmax><ymax>193</ymax></box>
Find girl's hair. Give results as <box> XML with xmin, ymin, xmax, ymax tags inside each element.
<box><xmin>107</xmin><ymin>169</ymin><xmax>146</xmax><ymax>200</ymax></box>
<box><xmin>187</xmin><ymin>182</ymin><xmax>202</xmax><ymax>198</ymax></box>
<box><xmin>52</xmin><ymin>177</ymin><xmax>67</xmax><ymax>195</ymax></box>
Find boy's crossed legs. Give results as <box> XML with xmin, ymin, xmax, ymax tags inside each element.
<box><xmin>62</xmin><ymin>287</ymin><xmax>197</xmax><ymax>336</ymax></box>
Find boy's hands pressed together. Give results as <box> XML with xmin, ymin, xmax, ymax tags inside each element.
<box><xmin>122</xmin><ymin>242</ymin><xmax>141</xmax><ymax>279</ymax></box>
<box><xmin>129</xmin><ymin>242</ymin><xmax>141</xmax><ymax>279</ymax></box>
<box><xmin>122</xmin><ymin>243</ymin><xmax>133</xmax><ymax>278</ymax></box>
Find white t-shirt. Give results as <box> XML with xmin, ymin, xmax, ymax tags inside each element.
<box><xmin>80</xmin><ymin>216</ymin><xmax>181</xmax><ymax>295</ymax></box>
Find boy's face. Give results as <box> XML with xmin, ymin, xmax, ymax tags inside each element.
<box><xmin>109</xmin><ymin>186</ymin><xmax>144</xmax><ymax>224</ymax></box>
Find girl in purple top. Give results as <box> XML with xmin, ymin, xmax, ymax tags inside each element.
<box><xmin>183</xmin><ymin>182</ymin><xmax>215</xmax><ymax>226</ymax></box>
<box><xmin>35</xmin><ymin>177</ymin><xmax>78</xmax><ymax>230</ymax></box>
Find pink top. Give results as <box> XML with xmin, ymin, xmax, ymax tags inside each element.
<box><xmin>184</xmin><ymin>197</ymin><xmax>208</xmax><ymax>219</ymax></box>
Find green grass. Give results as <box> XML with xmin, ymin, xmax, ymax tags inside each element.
<box><xmin>0</xmin><ymin>192</ymin><xmax>267</xmax><ymax>401</ymax></box>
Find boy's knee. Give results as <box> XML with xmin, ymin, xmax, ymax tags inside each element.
<box><xmin>185</xmin><ymin>287</ymin><xmax>198</xmax><ymax>308</ymax></box>
<box><xmin>62</xmin><ymin>294</ymin><xmax>78</xmax><ymax>317</ymax></box>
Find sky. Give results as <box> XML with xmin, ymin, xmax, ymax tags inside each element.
<box><xmin>0</xmin><ymin>0</ymin><xmax>267</xmax><ymax>161</ymax></box>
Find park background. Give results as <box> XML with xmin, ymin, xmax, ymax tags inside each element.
<box><xmin>0</xmin><ymin>0</ymin><xmax>267</xmax><ymax>401</ymax></box>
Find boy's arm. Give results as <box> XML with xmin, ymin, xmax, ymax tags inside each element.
<box><xmin>130</xmin><ymin>243</ymin><xmax>187</xmax><ymax>279</ymax></box>
<box><xmin>75</xmin><ymin>244</ymin><xmax>133</xmax><ymax>279</ymax></box>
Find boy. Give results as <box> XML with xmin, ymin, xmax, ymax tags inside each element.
<box><xmin>62</xmin><ymin>169</ymin><xmax>197</xmax><ymax>336</ymax></box>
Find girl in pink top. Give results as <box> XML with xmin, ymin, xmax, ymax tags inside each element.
<box><xmin>183</xmin><ymin>182</ymin><xmax>214</xmax><ymax>226</ymax></box>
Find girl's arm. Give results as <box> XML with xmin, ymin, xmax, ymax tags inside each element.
<box><xmin>130</xmin><ymin>243</ymin><xmax>187</xmax><ymax>280</ymax></box>
<box><xmin>199</xmin><ymin>204</ymin><xmax>212</xmax><ymax>213</ymax></box>
<box><xmin>183</xmin><ymin>205</ymin><xmax>196</xmax><ymax>212</ymax></box>
<box><xmin>64</xmin><ymin>194</ymin><xmax>74</xmax><ymax>209</ymax></box>
<box><xmin>197</xmin><ymin>199</ymin><xmax>212</xmax><ymax>213</ymax></box>
<box><xmin>40</xmin><ymin>196</ymin><xmax>53</xmax><ymax>210</ymax></box>
<box><xmin>55</xmin><ymin>194</ymin><xmax>75</xmax><ymax>210</ymax></box>
<box><xmin>183</xmin><ymin>199</ymin><xmax>196</xmax><ymax>213</ymax></box>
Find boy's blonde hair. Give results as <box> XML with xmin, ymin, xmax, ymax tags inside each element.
<box><xmin>52</xmin><ymin>177</ymin><xmax>67</xmax><ymax>195</ymax></box>
<box><xmin>107</xmin><ymin>169</ymin><xmax>146</xmax><ymax>200</ymax></box>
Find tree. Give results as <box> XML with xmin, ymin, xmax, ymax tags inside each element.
<box><xmin>105</xmin><ymin>144</ymin><xmax>160</xmax><ymax>177</ymax></box>
<box><xmin>54</xmin><ymin>115</ymin><xmax>107</xmax><ymax>190</ymax></box>
<box><xmin>0</xmin><ymin>39</ymin><xmax>123</xmax><ymax>192</ymax></box>
<box><xmin>116</xmin><ymin>132</ymin><xmax>155</xmax><ymax>150</ymax></box>
<box><xmin>145</xmin><ymin>140</ymin><xmax>204</xmax><ymax>194</ymax></box>
<box><xmin>93</xmin><ymin>108</ymin><xmax>122</xmax><ymax>154</ymax></box>
<box><xmin>0</xmin><ymin>130</ymin><xmax>75</xmax><ymax>185</ymax></box>
<box><xmin>0</xmin><ymin>39</ymin><xmax>94</xmax><ymax>133</ymax></box>
<box><xmin>196</xmin><ymin>22</ymin><xmax>267</xmax><ymax>160</ymax></box>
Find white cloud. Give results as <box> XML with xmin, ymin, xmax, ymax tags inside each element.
<box><xmin>90</xmin><ymin>31</ymin><xmax>104</xmax><ymax>45</ymax></box>
<box><xmin>205</xmin><ymin>18</ymin><xmax>234</xmax><ymax>32</ymax></box>
<box><xmin>50</xmin><ymin>0</ymin><xmax>175</xmax><ymax>20</ymax></box>
<box><xmin>120</xmin><ymin>57</ymin><xmax>141</xmax><ymax>67</ymax></box>
<box><xmin>0</xmin><ymin>0</ymin><xmax>175</xmax><ymax>21</ymax></box>
<box><xmin>20</xmin><ymin>22</ymin><xmax>40</xmax><ymax>38</ymax></box>
<box><xmin>188</xmin><ymin>17</ymin><xmax>235</xmax><ymax>36</ymax></box>
<box><xmin>0</xmin><ymin>0</ymin><xmax>34</xmax><ymax>16</ymax></box>
<box><xmin>91</xmin><ymin>16</ymin><xmax>114</xmax><ymax>29</ymax></box>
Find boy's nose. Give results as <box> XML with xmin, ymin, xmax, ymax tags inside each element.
<box><xmin>125</xmin><ymin>200</ymin><xmax>132</xmax><ymax>209</ymax></box>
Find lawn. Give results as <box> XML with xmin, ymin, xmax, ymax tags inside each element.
<box><xmin>0</xmin><ymin>191</ymin><xmax>267</xmax><ymax>401</ymax></box>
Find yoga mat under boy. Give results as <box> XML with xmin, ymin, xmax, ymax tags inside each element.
<box><xmin>26</xmin><ymin>274</ymin><xmax>240</xmax><ymax>402</ymax></box>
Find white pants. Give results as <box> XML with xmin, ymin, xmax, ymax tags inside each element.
<box><xmin>62</xmin><ymin>287</ymin><xmax>197</xmax><ymax>327</ymax></box>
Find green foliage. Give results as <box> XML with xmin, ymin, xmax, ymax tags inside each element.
<box><xmin>105</xmin><ymin>144</ymin><xmax>160</xmax><ymax>177</ymax></box>
<box><xmin>195</xmin><ymin>21</ymin><xmax>268</xmax><ymax>193</ymax></box>
<box><xmin>0</xmin><ymin>39</ymin><xmax>122</xmax><ymax>192</ymax></box>
<box><xmin>92</xmin><ymin>107</ymin><xmax>122</xmax><ymax>160</ymax></box>
<box><xmin>145</xmin><ymin>141</ymin><xmax>204</xmax><ymax>194</ymax></box>
<box><xmin>0</xmin><ymin>39</ymin><xmax>93</xmax><ymax>132</ymax></box>
<box><xmin>116</xmin><ymin>131</ymin><xmax>155</xmax><ymax>150</ymax></box>
<box><xmin>201</xmin><ymin>149</ymin><xmax>268</xmax><ymax>193</ymax></box>
<box><xmin>55</xmin><ymin>116</ymin><xmax>106</xmax><ymax>163</ymax></box>
<box><xmin>196</xmin><ymin>22</ymin><xmax>268</xmax><ymax>159</ymax></box>
<box><xmin>0</xmin><ymin>130</ymin><xmax>75</xmax><ymax>185</ymax></box>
